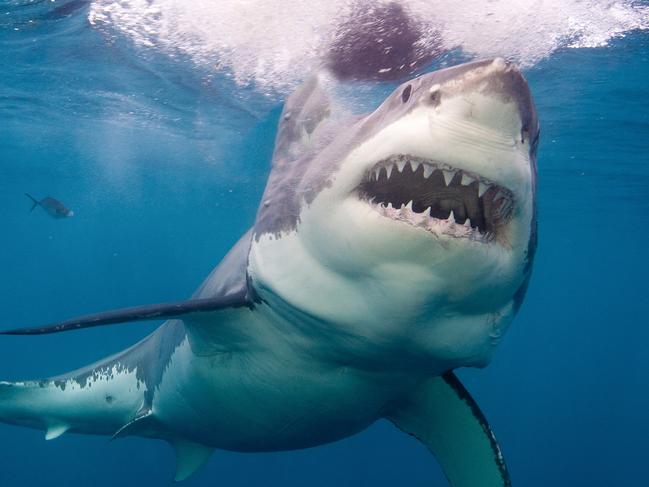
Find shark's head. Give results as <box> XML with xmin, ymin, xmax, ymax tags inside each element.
<box><xmin>250</xmin><ymin>59</ymin><xmax>538</xmax><ymax>372</ymax></box>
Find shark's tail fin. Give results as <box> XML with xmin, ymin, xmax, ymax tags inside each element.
<box><xmin>0</xmin><ymin>367</ymin><xmax>145</xmax><ymax>440</ymax></box>
<box><xmin>24</xmin><ymin>193</ymin><xmax>39</xmax><ymax>212</ymax></box>
<box><xmin>0</xmin><ymin>381</ymin><xmax>50</xmax><ymax>434</ymax></box>
<box><xmin>0</xmin><ymin>377</ymin><xmax>213</xmax><ymax>481</ymax></box>
<box><xmin>0</xmin><ymin>366</ymin><xmax>213</xmax><ymax>481</ymax></box>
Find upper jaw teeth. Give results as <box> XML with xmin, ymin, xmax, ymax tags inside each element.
<box><xmin>369</xmin><ymin>157</ymin><xmax>499</xmax><ymax>190</ymax></box>
<box><xmin>461</xmin><ymin>173</ymin><xmax>474</xmax><ymax>186</ymax></box>
<box><xmin>442</xmin><ymin>169</ymin><xmax>455</xmax><ymax>186</ymax></box>
<box><xmin>360</xmin><ymin>155</ymin><xmax>514</xmax><ymax>243</ymax></box>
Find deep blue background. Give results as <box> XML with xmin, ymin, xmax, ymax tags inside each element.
<box><xmin>1</xmin><ymin>2</ymin><xmax>648</xmax><ymax>486</ymax></box>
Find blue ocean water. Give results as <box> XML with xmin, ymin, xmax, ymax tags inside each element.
<box><xmin>1</xmin><ymin>1</ymin><xmax>648</xmax><ymax>486</ymax></box>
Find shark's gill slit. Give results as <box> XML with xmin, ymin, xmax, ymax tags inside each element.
<box><xmin>357</xmin><ymin>155</ymin><xmax>514</xmax><ymax>242</ymax></box>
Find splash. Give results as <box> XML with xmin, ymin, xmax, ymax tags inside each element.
<box><xmin>89</xmin><ymin>0</ymin><xmax>649</xmax><ymax>91</ymax></box>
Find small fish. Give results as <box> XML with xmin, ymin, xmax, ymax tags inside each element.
<box><xmin>25</xmin><ymin>193</ymin><xmax>74</xmax><ymax>219</ymax></box>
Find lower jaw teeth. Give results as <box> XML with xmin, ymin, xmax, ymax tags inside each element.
<box><xmin>373</xmin><ymin>202</ymin><xmax>491</xmax><ymax>241</ymax></box>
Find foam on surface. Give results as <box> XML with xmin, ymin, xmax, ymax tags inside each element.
<box><xmin>89</xmin><ymin>0</ymin><xmax>649</xmax><ymax>92</ymax></box>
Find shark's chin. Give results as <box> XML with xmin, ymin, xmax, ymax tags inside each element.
<box><xmin>357</xmin><ymin>154</ymin><xmax>514</xmax><ymax>244</ymax></box>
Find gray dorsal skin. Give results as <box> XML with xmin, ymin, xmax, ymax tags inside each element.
<box><xmin>1</xmin><ymin>59</ymin><xmax>539</xmax><ymax>485</ymax></box>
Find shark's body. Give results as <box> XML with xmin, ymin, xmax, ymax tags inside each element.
<box><xmin>1</xmin><ymin>59</ymin><xmax>538</xmax><ymax>486</ymax></box>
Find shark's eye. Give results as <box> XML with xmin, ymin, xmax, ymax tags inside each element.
<box><xmin>401</xmin><ymin>85</ymin><xmax>412</xmax><ymax>103</ymax></box>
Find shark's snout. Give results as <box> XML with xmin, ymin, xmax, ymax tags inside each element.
<box><xmin>478</xmin><ymin>59</ymin><xmax>538</xmax><ymax>144</ymax></box>
<box><xmin>347</xmin><ymin>59</ymin><xmax>537</xmax><ymax>247</ymax></box>
<box><xmin>421</xmin><ymin>58</ymin><xmax>538</xmax><ymax>147</ymax></box>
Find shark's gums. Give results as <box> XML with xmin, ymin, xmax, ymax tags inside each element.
<box><xmin>0</xmin><ymin>58</ymin><xmax>538</xmax><ymax>487</ymax></box>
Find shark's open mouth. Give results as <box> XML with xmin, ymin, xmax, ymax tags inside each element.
<box><xmin>357</xmin><ymin>155</ymin><xmax>514</xmax><ymax>242</ymax></box>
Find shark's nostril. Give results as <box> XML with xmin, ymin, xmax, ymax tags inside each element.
<box><xmin>429</xmin><ymin>90</ymin><xmax>441</xmax><ymax>106</ymax></box>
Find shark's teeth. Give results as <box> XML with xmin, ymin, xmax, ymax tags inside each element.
<box><xmin>413</xmin><ymin>212</ymin><xmax>426</xmax><ymax>226</ymax></box>
<box><xmin>461</xmin><ymin>173</ymin><xmax>475</xmax><ymax>186</ymax></box>
<box><xmin>371</xmin><ymin>200</ymin><xmax>490</xmax><ymax>243</ymax></box>
<box><xmin>369</xmin><ymin>160</ymin><xmax>493</xmax><ymax>194</ymax></box>
<box><xmin>442</xmin><ymin>169</ymin><xmax>455</xmax><ymax>186</ymax></box>
<box><xmin>362</xmin><ymin>155</ymin><xmax>514</xmax><ymax>244</ymax></box>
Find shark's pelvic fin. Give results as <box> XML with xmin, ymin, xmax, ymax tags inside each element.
<box><xmin>111</xmin><ymin>407</ymin><xmax>155</xmax><ymax>440</ymax></box>
<box><xmin>45</xmin><ymin>422</ymin><xmax>70</xmax><ymax>440</ymax></box>
<box><xmin>171</xmin><ymin>439</ymin><xmax>214</xmax><ymax>482</ymax></box>
<box><xmin>387</xmin><ymin>372</ymin><xmax>511</xmax><ymax>487</ymax></box>
<box><xmin>0</xmin><ymin>290</ymin><xmax>251</xmax><ymax>335</ymax></box>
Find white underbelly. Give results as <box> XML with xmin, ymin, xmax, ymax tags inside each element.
<box><xmin>151</xmin><ymin>339</ymin><xmax>411</xmax><ymax>451</ymax></box>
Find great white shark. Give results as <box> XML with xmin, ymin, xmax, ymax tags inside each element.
<box><xmin>0</xmin><ymin>58</ymin><xmax>538</xmax><ymax>486</ymax></box>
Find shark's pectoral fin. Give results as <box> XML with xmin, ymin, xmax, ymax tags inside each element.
<box><xmin>2</xmin><ymin>230</ymin><xmax>256</xmax><ymax>336</ymax></box>
<box><xmin>0</xmin><ymin>290</ymin><xmax>252</xmax><ymax>335</ymax></box>
<box><xmin>387</xmin><ymin>372</ymin><xmax>510</xmax><ymax>487</ymax></box>
<box><xmin>171</xmin><ymin>440</ymin><xmax>214</xmax><ymax>482</ymax></box>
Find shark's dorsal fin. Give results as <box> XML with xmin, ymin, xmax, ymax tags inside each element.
<box><xmin>171</xmin><ymin>439</ymin><xmax>214</xmax><ymax>482</ymax></box>
<box><xmin>272</xmin><ymin>73</ymin><xmax>332</xmax><ymax>163</ymax></box>
<box><xmin>254</xmin><ymin>74</ymin><xmax>362</xmax><ymax>238</ymax></box>
<box><xmin>387</xmin><ymin>372</ymin><xmax>510</xmax><ymax>487</ymax></box>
